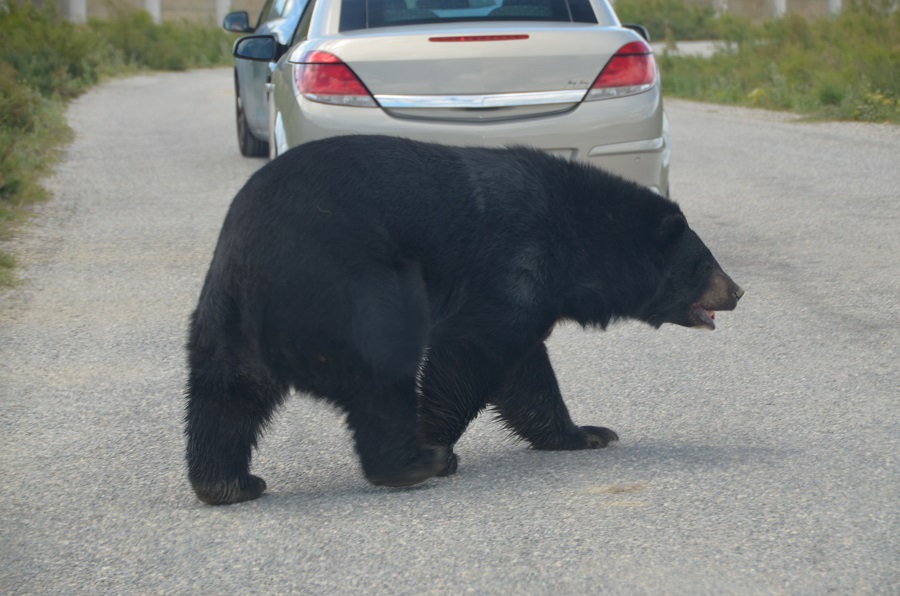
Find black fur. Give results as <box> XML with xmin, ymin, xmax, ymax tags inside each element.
<box><xmin>185</xmin><ymin>135</ymin><xmax>741</xmax><ymax>504</ymax></box>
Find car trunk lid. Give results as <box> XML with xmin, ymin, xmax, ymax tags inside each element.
<box><xmin>291</xmin><ymin>24</ymin><xmax>640</xmax><ymax>122</ymax></box>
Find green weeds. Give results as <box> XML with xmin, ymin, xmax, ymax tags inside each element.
<box><xmin>0</xmin><ymin>1</ymin><xmax>234</xmax><ymax>286</ymax></box>
<box><xmin>653</xmin><ymin>0</ymin><xmax>900</xmax><ymax>123</ymax></box>
<box><xmin>613</xmin><ymin>0</ymin><xmax>720</xmax><ymax>42</ymax></box>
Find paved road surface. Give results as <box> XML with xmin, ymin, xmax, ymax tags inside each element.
<box><xmin>1</xmin><ymin>69</ymin><xmax>897</xmax><ymax>593</ymax></box>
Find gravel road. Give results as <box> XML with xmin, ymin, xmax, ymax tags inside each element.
<box><xmin>1</xmin><ymin>69</ymin><xmax>898</xmax><ymax>594</ymax></box>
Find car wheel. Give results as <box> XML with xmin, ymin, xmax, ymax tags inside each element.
<box><xmin>235</xmin><ymin>76</ymin><xmax>268</xmax><ymax>157</ymax></box>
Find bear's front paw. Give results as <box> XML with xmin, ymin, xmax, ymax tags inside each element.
<box><xmin>192</xmin><ymin>474</ymin><xmax>267</xmax><ymax>505</ymax></box>
<box><xmin>580</xmin><ymin>426</ymin><xmax>619</xmax><ymax>448</ymax></box>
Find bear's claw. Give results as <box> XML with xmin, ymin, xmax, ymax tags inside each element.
<box><xmin>580</xmin><ymin>426</ymin><xmax>619</xmax><ymax>448</ymax></box>
<box><xmin>438</xmin><ymin>450</ymin><xmax>459</xmax><ymax>477</ymax></box>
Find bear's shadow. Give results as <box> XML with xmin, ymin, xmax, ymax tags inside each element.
<box><xmin>257</xmin><ymin>435</ymin><xmax>790</xmax><ymax>507</ymax></box>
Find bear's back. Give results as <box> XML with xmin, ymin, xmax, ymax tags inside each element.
<box><xmin>222</xmin><ymin>136</ymin><xmax>580</xmax><ymax>268</ymax></box>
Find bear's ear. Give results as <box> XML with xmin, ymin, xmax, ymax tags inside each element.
<box><xmin>655</xmin><ymin>213</ymin><xmax>687</xmax><ymax>252</ymax></box>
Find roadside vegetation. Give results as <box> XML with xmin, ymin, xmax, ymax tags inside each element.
<box><xmin>0</xmin><ymin>1</ymin><xmax>233</xmax><ymax>286</ymax></box>
<box><xmin>617</xmin><ymin>0</ymin><xmax>900</xmax><ymax>123</ymax></box>
<box><xmin>614</xmin><ymin>0</ymin><xmax>721</xmax><ymax>40</ymax></box>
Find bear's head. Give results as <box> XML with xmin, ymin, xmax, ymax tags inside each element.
<box><xmin>643</xmin><ymin>214</ymin><xmax>744</xmax><ymax>330</ymax></box>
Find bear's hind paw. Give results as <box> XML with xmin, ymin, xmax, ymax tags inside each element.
<box><xmin>366</xmin><ymin>446</ymin><xmax>447</xmax><ymax>487</ymax></box>
<box><xmin>192</xmin><ymin>474</ymin><xmax>267</xmax><ymax>505</ymax></box>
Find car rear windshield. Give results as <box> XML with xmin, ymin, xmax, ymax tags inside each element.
<box><xmin>340</xmin><ymin>0</ymin><xmax>598</xmax><ymax>31</ymax></box>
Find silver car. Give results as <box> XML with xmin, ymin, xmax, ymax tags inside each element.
<box><xmin>234</xmin><ymin>0</ymin><xmax>669</xmax><ymax>195</ymax></box>
<box><xmin>223</xmin><ymin>0</ymin><xmax>309</xmax><ymax>156</ymax></box>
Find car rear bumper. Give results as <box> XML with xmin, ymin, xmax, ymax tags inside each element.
<box><xmin>278</xmin><ymin>87</ymin><xmax>669</xmax><ymax>194</ymax></box>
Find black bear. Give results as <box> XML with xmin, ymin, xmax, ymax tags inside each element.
<box><xmin>185</xmin><ymin>135</ymin><xmax>743</xmax><ymax>504</ymax></box>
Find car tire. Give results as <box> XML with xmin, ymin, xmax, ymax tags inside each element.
<box><xmin>235</xmin><ymin>75</ymin><xmax>268</xmax><ymax>158</ymax></box>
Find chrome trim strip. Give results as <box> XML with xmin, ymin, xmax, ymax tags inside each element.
<box><xmin>588</xmin><ymin>137</ymin><xmax>666</xmax><ymax>157</ymax></box>
<box><xmin>374</xmin><ymin>90</ymin><xmax>587</xmax><ymax>109</ymax></box>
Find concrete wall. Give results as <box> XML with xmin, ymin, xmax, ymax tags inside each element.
<box><xmin>788</xmin><ymin>0</ymin><xmax>839</xmax><ymax>18</ymax></box>
<box><xmin>680</xmin><ymin>0</ymin><xmax>841</xmax><ymax>20</ymax></box>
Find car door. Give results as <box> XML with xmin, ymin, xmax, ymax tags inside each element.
<box><xmin>238</xmin><ymin>0</ymin><xmax>306</xmax><ymax>139</ymax></box>
<box><xmin>268</xmin><ymin>0</ymin><xmax>320</xmax><ymax>158</ymax></box>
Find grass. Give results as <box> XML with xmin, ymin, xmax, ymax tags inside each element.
<box><xmin>649</xmin><ymin>0</ymin><xmax>900</xmax><ymax>123</ymax></box>
<box><xmin>0</xmin><ymin>1</ymin><xmax>234</xmax><ymax>286</ymax></box>
<box><xmin>613</xmin><ymin>0</ymin><xmax>720</xmax><ymax>41</ymax></box>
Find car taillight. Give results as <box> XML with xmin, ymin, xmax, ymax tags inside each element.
<box><xmin>585</xmin><ymin>41</ymin><xmax>657</xmax><ymax>101</ymax></box>
<box><xmin>292</xmin><ymin>50</ymin><xmax>377</xmax><ymax>107</ymax></box>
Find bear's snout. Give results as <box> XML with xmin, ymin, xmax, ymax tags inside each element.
<box><xmin>701</xmin><ymin>269</ymin><xmax>743</xmax><ymax>311</ymax></box>
<box><xmin>682</xmin><ymin>269</ymin><xmax>743</xmax><ymax>330</ymax></box>
<box><xmin>694</xmin><ymin>269</ymin><xmax>744</xmax><ymax>322</ymax></box>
